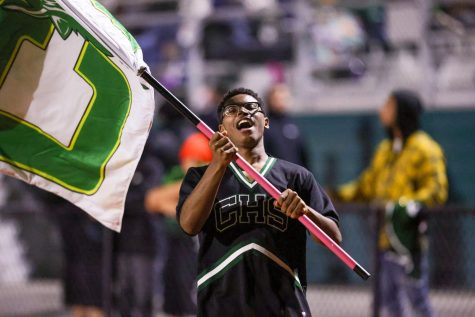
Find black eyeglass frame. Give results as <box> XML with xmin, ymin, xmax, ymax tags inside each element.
<box><xmin>221</xmin><ymin>102</ymin><xmax>263</xmax><ymax>120</ymax></box>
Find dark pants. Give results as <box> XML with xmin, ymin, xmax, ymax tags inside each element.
<box><xmin>380</xmin><ymin>252</ymin><xmax>436</xmax><ymax>317</ymax></box>
<box><xmin>116</xmin><ymin>254</ymin><xmax>155</xmax><ymax>317</ymax></box>
<box><xmin>162</xmin><ymin>233</ymin><xmax>198</xmax><ymax>315</ymax></box>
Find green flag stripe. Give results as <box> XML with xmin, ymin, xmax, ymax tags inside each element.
<box><xmin>91</xmin><ymin>0</ymin><xmax>139</xmax><ymax>53</ymax></box>
<box><xmin>68</xmin><ymin>43</ymin><xmax>98</xmax><ymax>150</ymax></box>
<box><xmin>0</xmin><ymin>43</ymin><xmax>96</xmax><ymax>150</ymax></box>
<box><xmin>0</xmin><ymin>39</ymin><xmax>131</xmax><ymax>194</ymax></box>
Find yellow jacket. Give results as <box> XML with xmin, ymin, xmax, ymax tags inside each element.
<box><xmin>339</xmin><ymin>131</ymin><xmax>448</xmax><ymax>207</ymax></box>
<box><xmin>339</xmin><ymin>131</ymin><xmax>448</xmax><ymax>256</ymax></box>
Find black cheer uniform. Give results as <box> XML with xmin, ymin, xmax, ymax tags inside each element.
<box><xmin>177</xmin><ymin>158</ymin><xmax>339</xmax><ymax>317</ymax></box>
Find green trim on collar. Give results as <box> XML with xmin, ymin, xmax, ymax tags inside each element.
<box><xmin>229</xmin><ymin>157</ymin><xmax>276</xmax><ymax>189</ymax></box>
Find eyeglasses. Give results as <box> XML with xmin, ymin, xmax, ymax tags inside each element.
<box><xmin>222</xmin><ymin>102</ymin><xmax>262</xmax><ymax>118</ymax></box>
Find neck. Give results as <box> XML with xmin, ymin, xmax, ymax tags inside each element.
<box><xmin>238</xmin><ymin>143</ymin><xmax>268</xmax><ymax>167</ymax></box>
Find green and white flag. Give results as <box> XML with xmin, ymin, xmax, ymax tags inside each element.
<box><xmin>0</xmin><ymin>0</ymin><xmax>155</xmax><ymax>231</ymax></box>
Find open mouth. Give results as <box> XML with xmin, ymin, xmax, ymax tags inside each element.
<box><xmin>237</xmin><ymin>118</ymin><xmax>254</xmax><ymax>130</ymax></box>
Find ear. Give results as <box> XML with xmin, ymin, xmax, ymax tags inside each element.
<box><xmin>219</xmin><ymin>124</ymin><xmax>227</xmax><ymax>133</ymax></box>
<box><xmin>264</xmin><ymin>117</ymin><xmax>270</xmax><ymax>129</ymax></box>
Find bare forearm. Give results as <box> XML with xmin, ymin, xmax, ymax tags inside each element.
<box><xmin>145</xmin><ymin>182</ymin><xmax>181</xmax><ymax>214</ymax></box>
<box><xmin>179</xmin><ymin>163</ymin><xmax>227</xmax><ymax>235</ymax></box>
<box><xmin>180</xmin><ymin>131</ymin><xmax>238</xmax><ymax>235</ymax></box>
<box><xmin>155</xmin><ymin>200</ymin><xmax>179</xmax><ymax>217</ymax></box>
<box><xmin>306</xmin><ymin>208</ymin><xmax>342</xmax><ymax>245</ymax></box>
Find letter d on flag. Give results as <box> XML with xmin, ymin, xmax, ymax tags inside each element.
<box><xmin>0</xmin><ymin>0</ymin><xmax>155</xmax><ymax>231</ymax></box>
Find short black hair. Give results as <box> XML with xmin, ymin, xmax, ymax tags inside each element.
<box><xmin>217</xmin><ymin>87</ymin><xmax>265</xmax><ymax>122</ymax></box>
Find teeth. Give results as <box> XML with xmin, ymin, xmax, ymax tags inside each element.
<box><xmin>237</xmin><ymin>119</ymin><xmax>253</xmax><ymax>129</ymax></box>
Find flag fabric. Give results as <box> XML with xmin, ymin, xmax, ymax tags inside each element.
<box><xmin>0</xmin><ymin>0</ymin><xmax>155</xmax><ymax>231</ymax></box>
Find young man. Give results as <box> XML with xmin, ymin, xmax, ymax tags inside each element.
<box><xmin>264</xmin><ymin>83</ymin><xmax>309</xmax><ymax>168</ymax></box>
<box><xmin>177</xmin><ymin>87</ymin><xmax>341</xmax><ymax>317</ymax></box>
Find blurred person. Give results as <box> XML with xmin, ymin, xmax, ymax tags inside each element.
<box><xmin>0</xmin><ymin>178</ymin><xmax>31</xmax><ymax>284</ymax></box>
<box><xmin>114</xmin><ymin>142</ymin><xmax>162</xmax><ymax>317</ymax></box>
<box><xmin>264</xmin><ymin>83</ymin><xmax>309</xmax><ymax>167</ymax></box>
<box><xmin>352</xmin><ymin>4</ymin><xmax>389</xmax><ymax>53</ymax></box>
<box><xmin>197</xmin><ymin>83</ymin><xmax>229</xmax><ymax>131</ymax></box>
<box><xmin>48</xmin><ymin>197</ymin><xmax>105</xmax><ymax>317</ymax></box>
<box><xmin>22</xmin><ymin>179</ymin><xmax>105</xmax><ymax>317</ymax></box>
<box><xmin>177</xmin><ymin>0</ymin><xmax>212</xmax><ymax>48</ymax></box>
<box><xmin>177</xmin><ymin>87</ymin><xmax>341</xmax><ymax>316</ymax></box>
<box><xmin>153</xmin><ymin>100</ymin><xmax>196</xmax><ymax>171</ymax></box>
<box><xmin>336</xmin><ymin>90</ymin><xmax>448</xmax><ymax>317</ymax></box>
<box><xmin>145</xmin><ymin>101</ymin><xmax>194</xmax><ymax>311</ymax></box>
<box><xmin>311</xmin><ymin>0</ymin><xmax>365</xmax><ymax>76</ymax></box>
<box><xmin>155</xmin><ymin>41</ymin><xmax>186</xmax><ymax>92</ymax></box>
<box><xmin>145</xmin><ymin>133</ymin><xmax>213</xmax><ymax>317</ymax></box>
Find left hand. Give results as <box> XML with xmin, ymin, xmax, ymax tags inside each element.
<box><xmin>274</xmin><ymin>189</ymin><xmax>309</xmax><ymax>219</ymax></box>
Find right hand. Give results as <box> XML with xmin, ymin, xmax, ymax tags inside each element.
<box><xmin>273</xmin><ymin>189</ymin><xmax>309</xmax><ymax>219</ymax></box>
<box><xmin>209</xmin><ymin>131</ymin><xmax>238</xmax><ymax>168</ymax></box>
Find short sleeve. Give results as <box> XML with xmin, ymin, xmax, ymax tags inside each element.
<box><xmin>176</xmin><ymin>166</ymin><xmax>204</xmax><ymax>225</ymax></box>
<box><xmin>302</xmin><ymin>170</ymin><xmax>339</xmax><ymax>226</ymax></box>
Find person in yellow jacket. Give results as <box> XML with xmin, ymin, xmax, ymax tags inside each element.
<box><xmin>338</xmin><ymin>90</ymin><xmax>448</xmax><ymax>317</ymax></box>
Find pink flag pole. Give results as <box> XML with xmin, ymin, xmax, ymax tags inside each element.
<box><xmin>140</xmin><ymin>69</ymin><xmax>370</xmax><ymax>280</ymax></box>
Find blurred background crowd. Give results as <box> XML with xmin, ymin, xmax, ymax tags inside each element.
<box><xmin>0</xmin><ymin>0</ymin><xmax>474</xmax><ymax>316</ymax></box>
